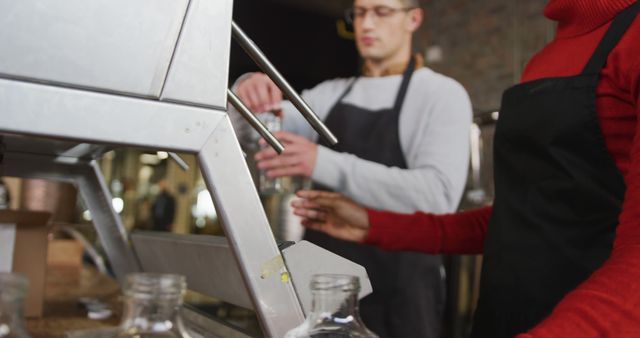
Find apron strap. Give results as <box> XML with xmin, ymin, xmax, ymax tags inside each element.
<box><xmin>582</xmin><ymin>1</ymin><xmax>640</xmax><ymax>75</ymax></box>
<box><xmin>330</xmin><ymin>56</ymin><xmax>418</xmax><ymax>113</ymax></box>
<box><xmin>392</xmin><ymin>56</ymin><xmax>417</xmax><ymax>113</ymax></box>
<box><xmin>333</xmin><ymin>77</ymin><xmax>358</xmax><ymax>107</ymax></box>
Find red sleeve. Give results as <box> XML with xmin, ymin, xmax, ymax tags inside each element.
<box><xmin>519</xmin><ymin>59</ymin><xmax>640</xmax><ymax>338</ymax></box>
<box><xmin>363</xmin><ymin>206</ymin><xmax>492</xmax><ymax>255</ymax></box>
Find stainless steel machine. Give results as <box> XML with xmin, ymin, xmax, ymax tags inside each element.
<box><xmin>0</xmin><ymin>1</ymin><xmax>370</xmax><ymax>337</ymax></box>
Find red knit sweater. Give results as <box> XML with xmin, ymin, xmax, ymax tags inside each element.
<box><xmin>365</xmin><ymin>0</ymin><xmax>640</xmax><ymax>337</ymax></box>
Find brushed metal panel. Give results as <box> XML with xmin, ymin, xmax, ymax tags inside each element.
<box><xmin>0</xmin><ymin>0</ymin><xmax>188</xmax><ymax>97</ymax></box>
<box><xmin>132</xmin><ymin>232</ymin><xmax>254</xmax><ymax>310</ymax></box>
<box><xmin>161</xmin><ymin>0</ymin><xmax>233</xmax><ymax>108</ymax></box>
<box><xmin>0</xmin><ymin>78</ymin><xmax>225</xmax><ymax>152</ymax></box>
<box><xmin>198</xmin><ymin>118</ymin><xmax>305</xmax><ymax>337</ymax></box>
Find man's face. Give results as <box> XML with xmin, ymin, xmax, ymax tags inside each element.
<box><xmin>352</xmin><ymin>0</ymin><xmax>417</xmax><ymax>62</ymax></box>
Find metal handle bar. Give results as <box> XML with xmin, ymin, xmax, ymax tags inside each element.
<box><xmin>231</xmin><ymin>21</ymin><xmax>338</xmax><ymax>146</ymax></box>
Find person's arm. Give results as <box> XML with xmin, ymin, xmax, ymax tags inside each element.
<box><xmin>292</xmin><ymin>190</ymin><xmax>492</xmax><ymax>255</ymax></box>
<box><xmin>518</xmin><ymin>59</ymin><xmax>640</xmax><ymax>338</ymax></box>
<box><xmin>311</xmin><ymin>77</ymin><xmax>472</xmax><ymax>213</ymax></box>
<box><xmin>364</xmin><ymin>206</ymin><xmax>492</xmax><ymax>255</ymax></box>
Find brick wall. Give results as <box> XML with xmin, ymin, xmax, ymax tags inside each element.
<box><xmin>418</xmin><ymin>0</ymin><xmax>554</xmax><ymax>112</ymax></box>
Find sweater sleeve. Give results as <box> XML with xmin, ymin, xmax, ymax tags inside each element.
<box><xmin>364</xmin><ymin>206</ymin><xmax>492</xmax><ymax>255</ymax></box>
<box><xmin>518</xmin><ymin>54</ymin><xmax>640</xmax><ymax>338</ymax></box>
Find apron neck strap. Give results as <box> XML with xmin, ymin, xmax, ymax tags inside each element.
<box><xmin>392</xmin><ymin>56</ymin><xmax>417</xmax><ymax>112</ymax></box>
<box><xmin>582</xmin><ymin>1</ymin><xmax>640</xmax><ymax>75</ymax></box>
<box><xmin>334</xmin><ymin>56</ymin><xmax>418</xmax><ymax>109</ymax></box>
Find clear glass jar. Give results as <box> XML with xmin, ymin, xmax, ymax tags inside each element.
<box><xmin>256</xmin><ymin>110</ymin><xmax>284</xmax><ymax>195</ymax></box>
<box><xmin>0</xmin><ymin>273</ymin><xmax>31</xmax><ymax>338</ymax></box>
<box><xmin>114</xmin><ymin>273</ymin><xmax>193</xmax><ymax>338</ymax></box>
<box><xmin>285</xmin><ymin>274</ymin><xmax>379</xmax><ymax>338</ymax></box>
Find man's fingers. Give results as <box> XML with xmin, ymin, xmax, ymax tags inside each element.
<box><xmin>272</xmin><ymin>131</ymin><xmax>307</xmax><ymax>144</ymax></box>
<box><xmin>268</xmin><ymin>81</ymin><xmax>282</xmax><ymax>108</ymax></box>
<box><xmin>255</xmin><ymin>141</ymin><xmax>304</xmax><ymax>161</ymax></box>
<box><xmin>248</xmin><ymin>80</ymin><xmax>274</xmax><ymax>112</ymax></box>
<box><xmin>255</xmin><ymin>147</ymin><xmax>279</xmax><ymax>161</ymax></box>
<box><xmin>257</xmin><ymin>156</ymin><xmax>300</xmax><ymax>171</ymax></box>
<box><xmin>236</xmin><ymin>86</ymin><xmax>256</xmax><ymax>112</ymax></box>
<box><xmin>266</xmin><ymin>166</ymin><xmax>304</xmax><ymax>178</ymax></box>
<box><xmin>254</xmin><ymin>82</ymin><xmax>273</xmax><ymax>112</ymax></box>
<box><xmin>296</xmin><ymin>190</ymin><xmax>324</xmax><ymax>199</ymax></box>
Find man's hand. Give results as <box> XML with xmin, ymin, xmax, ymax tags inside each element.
<box><xmin>291</xmin><ymin>190</ymin><xmax>370</xmax><ymax>243</ymax></box>
<box><xmin>255</xmin><ymin>131</ymin><xmax>318</xmax><ymax>178</ymax></box>
<box><xmin>235</xmin><ymin>72</ymin><xmax>282</xmax><ymax>113</ymax></box>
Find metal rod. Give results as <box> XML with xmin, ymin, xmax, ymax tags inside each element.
<box><xmin>169</xmin><ymin>152</ymin><xmax>190</xmax><ymax>171</ymax></box>
<box><xmin>231</xmin><ymin>21</ymin><xmax>338</xmax><ymax>146</ymax></box>
<box><xmin>227</xmin><ymin>89</ymin><xmax>285</xmax><ymax>154</ymax></box>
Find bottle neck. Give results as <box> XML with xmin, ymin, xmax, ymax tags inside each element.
<box><xmin>310</xmin><ymin>289</ymin><xmax>360</xmax><ymax>321</ymax></box>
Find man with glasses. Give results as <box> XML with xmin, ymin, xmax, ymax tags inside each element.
<box><xmin>230</xmin><ymin>0</ymin><xmax>471</xmax><ymax>336</ymax></box>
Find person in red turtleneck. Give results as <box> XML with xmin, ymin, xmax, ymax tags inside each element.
<box><xmin>292</xmin><ymin>0</ymin><xmax>640</xmax><ymax>337</ymax></box>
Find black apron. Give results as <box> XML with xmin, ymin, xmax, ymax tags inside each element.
<box><xmin>471</xmin><ymin>3</ymin><xmax>639</xmax><ymax>337</ymax></box>
<box><xmin>305</xmin><ymin>58</ymin><xmax>446</xmax><ymax>338</ymax></box>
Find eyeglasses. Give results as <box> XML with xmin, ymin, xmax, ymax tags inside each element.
<box><xmin>344</xmin><ymin>5</ymin><xmax>416</xmax><ymax>24</ymax></box>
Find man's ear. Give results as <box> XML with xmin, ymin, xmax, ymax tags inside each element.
<box><xmin>407</xmin><ymin>8</ymin><xmax>424</xmax><ymax>32</ymax></box>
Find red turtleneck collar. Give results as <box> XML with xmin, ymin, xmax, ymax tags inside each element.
<box><xmin>545</xmin><ymin>0</ymin><xmax>636</xmax><ymax>37</ymax></box>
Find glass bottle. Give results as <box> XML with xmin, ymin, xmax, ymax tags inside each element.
<box><xmin>114</xmin><ymin>273</ymin><xmax>193</xmax><ymax>338</ymax></box>
<box><xmin>0</xmin><ymin>179</ymin><xmax>10</xmax><ymax>210</ymax></box>
<box><xmin>256</xmin><ymin>110</ymin><xmax>284</xmax><ymax>195</ymax></box>
<box><xmin>285</xmin><ymin>274</ymin><xmax>379</xmax><ymax>338</ymax></box>
<box><xmin>0</xmin><ymin>273</ymin><xmax>31</xmax><ymax>338</ymax></box>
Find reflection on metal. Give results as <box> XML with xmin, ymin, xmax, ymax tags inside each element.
<box><xmin>227</xmin><ymin>90</ymin><xmax>285</xmax><ymax>154</ymax></box>
<box><xmin>461</xmin><ymin>110</ymin><xmax>499</xmax><ymax>209</ymax></box>
<box><xmin>231</xmin><ymin>22</ymin><xmax>338</xmax><ymax>146</ymax></box>
<box><xmin>54</xmin><ymin>224</ymin><xmax>109</xmax><ymax>275</ymax></box>
<box><xmin>0</xmin><ymin>2</ymin><xmax>360</xmax><ymax>337</ymax></box>
<box><xmin>183</xmin><ymin>306</ymin><xmax>255</xmax><ymax>338</ymax></box>
<box><xmin>169</xmin><ymin>152</ymin><xmax>191</xmax><ymax>171</ymax></box>
<box><xmin>466</xmin><ymin>123</ymin><xmax>486</xmax><ymax>205</ymax></box>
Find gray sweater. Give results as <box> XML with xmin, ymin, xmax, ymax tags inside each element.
<box><xmin>231</xmin><ymin>67</ymin><xmax>472</xmax><ymax>214</ymax></box>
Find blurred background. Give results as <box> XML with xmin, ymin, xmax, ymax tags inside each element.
<box><xmin>0</xmin><ymin>0</ymin><xmax>554</xmax><ymax>337</ymax></box>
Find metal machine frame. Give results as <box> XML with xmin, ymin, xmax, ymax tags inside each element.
<box><xmin>0</xmin><ymin>1</ymin><xmax>367</xmax><ymax>337</ymax></box>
